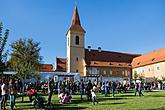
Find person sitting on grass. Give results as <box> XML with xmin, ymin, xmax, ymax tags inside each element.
<box><xmin>58</xmin><ymin>92</ymin><xmax>65</xmax><ymax>104</ymax></box>
<box><xmin>32</xmin><ymin>94</ymin><xmax>45</xmax><ymax>109</ymax></box>
<box><xmin>61</xmin><ymin>92</ymin><xmax>72</xmax><ymax>104</ymax></box>
<box><xmin>27</xmin><ymin>88</ymin><xmax>37</xmax><ymax>102</ymax></box>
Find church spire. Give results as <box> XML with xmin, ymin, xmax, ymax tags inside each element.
<box><xmin>67</xmin><ymin>6</ymin><xmax>85</xmax><ymax>34</ymax></box>
<box><xmin>71</xmin><ymin>6</ymin><xmax>81</xmax><ymax>26</ymax></box>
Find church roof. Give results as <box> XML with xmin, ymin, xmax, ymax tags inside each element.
<box><xmin>88</xmin><ymin>61</ymin><xmax>132</xmax><ymax>68</ymax></box>
<box><xmin>39</xmin><ymin>64</ymin><xmax>54</xmax><ymax>72</ymax></box>
<box><xmin>67</xmin><ymin>6</ymin><xmax>85</xmax><ymax>34</ymax></box>
<box><xmin>55</xmin><ymin>49</ymin><xmax>140</xmax><ymax>72</ymax></box>
<box><xmin>55</xmin><ymin>58</ymin><xmax>67</xmax><ymax>72</ymax></box>
<box><xmin>85</xmin><ymin>49</ymin><xmax>140</xmax><ymax>68</ymax></box>
<box><xmin>132</xmin><ymin>48</ymin><xmax>165</xmax><ymax>68</ymax></box>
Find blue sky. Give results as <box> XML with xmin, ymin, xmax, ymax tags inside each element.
<box><xmin>0</xmin><ymin>0</ymin><xmax>165</xmax><ymax>64</ymax></box>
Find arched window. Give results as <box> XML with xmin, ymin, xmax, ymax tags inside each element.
<box><xmin>76</xmin><ymin>57</ymin><xmax>78</xmax><ymax>61</ymax></box>
<box><xmin>75</xmin><ymin>36</ymin><xmax>79</xmax><ymax>45</ymax></box>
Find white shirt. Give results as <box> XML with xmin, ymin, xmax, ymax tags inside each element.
<box><xmin>58</xmin><ymin>93</ymin><xmax>63</xmax><ymax>99</ymax></box>
<box><xmin>91</xmin><ymin>91</ymin><xmax>96</xmax><ymax>98</ymax></box>
<box><xmin>93</xmin><ymin>86</ymin><xmax>97</xmax><ymax>92</ymax></box>
<box><xmin>1</xmin><ymin>83</ymin><xmax>6</xmax><ymax>95</ymax></box>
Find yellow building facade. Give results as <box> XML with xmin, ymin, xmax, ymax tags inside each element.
<box><xmin>132</xmin><ymin>48</ymin><xmax>165</xmax><ymax>80</ymax></box>
<box><xmin>56</xmin><ymin>6</ymin><xmax>165</xmax><ymax>82</ymax></box>
<box><xmin>66</xmin><ymin>7</ymin><xmax>86</xmax><ymax>76</ymax></box>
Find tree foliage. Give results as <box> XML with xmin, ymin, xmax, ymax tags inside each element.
<box><xmin>133</xmin><ymin>71</ymin><xmax>138</xmax><ymax>79</ymax></box>
<box><xmin>0</xmin><ymin>22</ymin><xmax>9</xmax><ymax>73</ymax></box>
<box><xmin>139</xmin><ymin>73</ymin><xmax>145</xmax><ymax>80</ymax></box>
<box><xmin>9</xmin><ymin>38</ymin><xmax>42</xmax><ymax>79</ymax></box>
<box><xmin>161</xmin><ymin>76</ymin><xmax>165</xmax><ymax>82</ymax></box>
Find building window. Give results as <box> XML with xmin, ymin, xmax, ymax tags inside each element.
<box><xmin>110</xmin><ymin>70</ymin><xmax>112</xmax><ymax>75</ymax></box>
<box><xmin>125</xmin><ymin>70</ymin><xmax>128</xmax><ymax>76</ymax></box>
<box><xmin>87</xmin><ymin>68</ymin><xmax>92</xmax><ymax>74</ymax></box>
<box><xmin>103</xmin><ymin>70</ymin><xmax>106</xmax><ymax>75</ymax></box>
<box><xmin>148</xmin><ymin>68</ymin><xmax>150</xmax><ymax>72</ymax></box>
<box><xmin>157</xmin><ymin>66</ymin><xmax>160</xmax><ymax>70</ymax></box>
<box><xmin>76</xmin><ymin>57</ymin><xmax>78</xmax><ymax>61</ymax></box>
<box><xmin>68</xmin><ymin>37</ymin><xmax>69</xmax><ymax>46</ymax></box>
<box><xmin>92</xmin><ymin>68</ymin><xmax>98</xmax><ymax>74</ymax></box>
<box><xmin>75</xmin><ymin>36</ymin><xmax>79</xmax><ymax>45</ymax></box>
<box><xmin>127</xmin><ymin>71</ymin><xmax>130</xmax><ymax>76</ymax></box>
<box><xmin>76</xmin><ymin>69</ymin><xmax>78</xmax><ymax>72</ymax></box>
<box><xmin>122</xmin><ymin>71</ymin><xmax>124</xmax><ymax>75</ymax></box>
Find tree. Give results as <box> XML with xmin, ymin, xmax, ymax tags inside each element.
<box><xmin>9</xmin><ymin>38</ymin><xmax>42</xmax><ymax>102</ymax></box>
<box><xmin>153</xmin><ymin>77</ymin><xmax>158</xmax><ymax>83</ymax></box>
<box><xmin>139</xmin><ymin>74</ymin><xmax>145</xmax><ymax>81</ymax></box>
<box><xmin>161</xmin><ymin>76</ymin><xmax>165</xmax><ymax>81</ymax></box>
<box><xmin>0</xmin><ymin>22</ymin><xmax>9</xmax><ymax>73</ymax></box>
<box><xmin>133</xmin><ymin>71</ymin><xmax>138</xmax><ymax>79</ymax></box>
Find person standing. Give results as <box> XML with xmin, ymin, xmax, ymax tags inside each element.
<box><xmin>79</xmin><ymin>79</ymin><xmax>84</xmax><ymax>100</ymax></box>
<box><xmin>134</xmin><ymin>83</ymin><xmax>139</xmax><ymax>96</ymax></box>
<box><xmin>1</xmin><ymin>80</ymin><xmax>7</xmax><ymax>110</ymax></box>
<box><xmin>86</xmin><ymin>80</ymin><xmax>93</xmax><ymax>101</ymax></box>
<box><xmin>48</xmin><ymin>79</ymin><xmax>54</xmax><ymax>106</ymax></box>
<box><xmin>138</xmin><ymin>83</ymin><xmax>144</xmax><ymax>96</ymax></box>
<box><xmin>104</xmin><ymin>81</ymin><xmax>108</xmax><ymax>97</ymax></box>
<box><xmin>91</xmin><ymin>89</ymin><xmax>98</xmax><ymax>105</ymax></box>
<box><xmin>9</xmin><ymin>79</ymin><xmax>17</xmax><ymax>110</ymax></box>
<box><xmin>111</xmin><ymin>82</ymin><xmax>115</xmax><ymax>97</ymax></box>
<box><xmin>0</xmin><ymin>80</ymin><xmax>2</xmax><ymax>100</ymax></box>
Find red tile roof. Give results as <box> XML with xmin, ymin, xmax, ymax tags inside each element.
<box><xmin>55</xmin><ymin>50</ymin><xmax>140</xmax><ymax>71</ymax></box>
<box><xmin>132</xmin><ymin>48</ymin><xmax>165</xmax><ymax>68</ymax></box>
<box><xmin>88</xmin><ymin>61</ymin><xmax>132</xmax><ymax>68</ymax></box>
<box><xmin>55</xmin><ymin>58</ymin><xmax>67</xmax><ymax>72</ymax></box>
<box><xmin>39</xmin><ymin>64</ymin><xmax>54</xmax><ymax>72</ymax></box>
<box><xmin>85</xmin><ymin>49</ymin><xmax>140</xmax><ymax>68</ymax></box>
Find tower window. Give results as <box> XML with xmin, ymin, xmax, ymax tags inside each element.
<box><xmin>76</xmin><ymin>57</ymin><xmax>78</xmax><ymax>61</ymax></box>
<box><xmin>68</xmin><ymin>37</ymin><xmax>69</xmax><ymax>46</ymax></box>
<box><xmin>75</xmin><ymin>36</ymin><xmax>79</xmax><ymax>45</ymax></box>
<box><xmin>157</xmin><ymin>66</ymin><xmax>160</xmax><ymax>70</ymax></box>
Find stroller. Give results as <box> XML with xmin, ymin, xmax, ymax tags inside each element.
<box><xmin>32</xmin><ymin>94</ymin><xmax>46</xmax><ymax>109</ymax></box>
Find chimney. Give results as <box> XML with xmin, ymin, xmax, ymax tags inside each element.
<box><xmin>88</xmin><ymin>46</ymin><xmax>91</xmax><ymax>51</ymax></box>
<box><xmin>98</xmin><ymin>47</ymin><xmax>101</xmax><ymax>52</ymax></box>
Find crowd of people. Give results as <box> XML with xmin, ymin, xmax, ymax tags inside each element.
<box><xmin>0</xmin><ymin>77</ymin><xmax>163</xmax><ymax>109</ymax></box>
<box><xmin>0</xmin><ymin>79</ymin><xmax>18</xmax><ymax>110</ymax></box>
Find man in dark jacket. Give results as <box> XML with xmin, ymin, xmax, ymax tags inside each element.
<box><xmin>79</xmin><ymin>79</ymin><xmax>84</xmax><ymax>100</ymax></box>
<box><xmin>86</xmin><ymin>80</ymin><xmax>93</xmax><ymax>101</ymax></box>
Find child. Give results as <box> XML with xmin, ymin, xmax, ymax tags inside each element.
<box><xmin>32</xmin><ymin>94</ymin><xmax>45</xmax><ymax>109</ymax></box>
<box><xmin>62</xmin><ymin>92</ymin><xmax>72</xmax><ymax>104</ymax></box>
<box><xmin>58</xmin><ymin>92</ymin><xmax>64</xmax><ymax>104</ymax></box>
<box><xmin>91</xmin><ymin>89</ymin><xmax>98</xmax><ymax>105</ymax></box>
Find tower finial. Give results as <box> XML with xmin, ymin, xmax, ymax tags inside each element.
<box><xmin>75</xmin><ymin>0</ymin><xmax>78</xmax><ymax>6</ymax></box>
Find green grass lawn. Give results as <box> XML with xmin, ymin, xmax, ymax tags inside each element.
<box><xmin>6</xmin><ymin>90</ymin><xmax>165</xmax><ymax>110</ymax></box>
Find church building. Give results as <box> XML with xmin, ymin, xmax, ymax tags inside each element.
<box><xmin>55</xmin><ymin>6</ymin><xmax>140</xmax><ymax>81</ymax></box>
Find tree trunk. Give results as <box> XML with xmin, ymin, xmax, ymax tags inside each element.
<box><xmin>21</xmin><ymin>79</ymin><xmax>25</xmax><ymax>102</ymax></box>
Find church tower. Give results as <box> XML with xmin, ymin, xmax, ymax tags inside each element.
<box><xmin>66</xmin><ymin>6</ymin><xmax>86</xmax><ymax>76</ymax></box>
